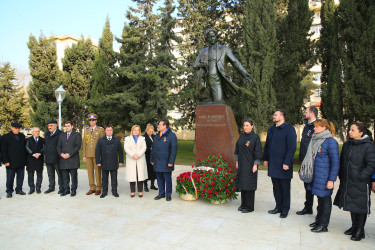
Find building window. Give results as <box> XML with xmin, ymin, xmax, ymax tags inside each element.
<box><xmin>313</xmin><ymin>73</ymin><xmax>321</xmax><ymax>83</ymax></box>
<box><xmin>314</xmin><ymin>88</ymin><xmax>322</xmax><ymax>97</ymax></box>
<box><xmin>310</xmin><ymin>25</ymin><xmax>322</xmax><ymax>35</ymax></box>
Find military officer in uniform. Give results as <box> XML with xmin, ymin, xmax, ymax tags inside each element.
<box><xmin>82</xmin><ymin>114</ymin><xmax>105</xmax><ymax>195</ymax></box>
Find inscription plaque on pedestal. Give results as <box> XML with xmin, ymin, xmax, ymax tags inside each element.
<box><xmin>195</xmin><ymin>104</ymin><xmax>239</xmax><ymax>171</ymax></box>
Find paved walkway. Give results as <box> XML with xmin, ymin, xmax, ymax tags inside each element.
<box><xmin>0</xmin><ymin>165</ymin><xmax>374</xmax><ymax>249</ymax></box>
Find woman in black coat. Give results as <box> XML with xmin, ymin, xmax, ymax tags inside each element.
<box><xmin>25</xmin><ymin>127</ymin><xmax>45</xmax><ymax>194</ymax></box>
<box><xmin>334</xmin><ymin>122</ymin><xmax>375</xmax><ymax>241</ymax></box>
<box><xmin>234</xmin><ymin>119</ymin><xmax>262</xmax><ymax>213</ymax></box>
<box><xmin>144</xmin><ymin>124</ymin><xmax>157</xmax><ymax>192</ymax></box>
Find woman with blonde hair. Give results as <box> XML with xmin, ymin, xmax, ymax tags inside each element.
<box><xmin>302</xmin><ymin>119</ymin><xmax>339</xmax><ymax>233</ymax></box>
<box><xmin>143</xmin><ymin>124</ymin><xmax>157</xmax><ymax>192</ymax></box>
<box><xmin>124</xmin><ymin>125</ymin><xmax>148</xmax><ymax>197</ymax></box>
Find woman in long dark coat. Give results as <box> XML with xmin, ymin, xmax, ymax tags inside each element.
<box><xmin>144</xmin><ymin>124</ymin><xmax>157</xmax><ymax>192</ymax></box>
<box><xmin>334</xmin><ymin>122</ymin><xmax>375</xmax><ymax>241</ymax></box>
<box><xmin>234</xmin><ymin>119</ymin><xmax>262</xmax><ymax>213</ymax></box>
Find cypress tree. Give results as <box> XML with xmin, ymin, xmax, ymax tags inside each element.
<box><xmin>319</xmin><ymin>0</ymin><xmax>345</xmax><ymax>137</ymax></box>
<box><xmin>88</xmin><ymin>18</ymin><xmax>119</xmax><ymax>125</ymax></box>
<box><xmin>230</xmin><ymin>0</ymin><xmax>277</xmax><ymax>132</ymax></box>
<box><xmin>27</xmin><ymin>35</ymin><xmax>62</xmax><ymax>130</ymax></box>
<box><xmin>274</xmin><ymin>0</ymin><xmax>314</xmax><ymax>126</ymax></box>
<box><xmin>61</xmin><ymin>38</ymin><xmax>95</xmax><ymax>129</ymax></box>
<box><xmin>338</xmin><ymin>0</ymin><xmax>375</xmax><ymax>133</ymax></box>
<box><xmin>0</xmin><ymin>63</ymin><xmax>28</xmax><ymax>132</ymax></box>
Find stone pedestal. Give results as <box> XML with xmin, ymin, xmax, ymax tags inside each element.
<box><xmin>195</xmin><ymin>104</ymin><xmax>239</xmax><ymax>171</ymax></box>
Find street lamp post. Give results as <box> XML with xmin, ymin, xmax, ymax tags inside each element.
<box><xmin>55</xmin><ymin>85</ymin><xmax>66</xmax><ymax>130</ymax></box>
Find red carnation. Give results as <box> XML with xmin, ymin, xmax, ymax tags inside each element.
<box><xmin>221</xmin><ymin>179</ymin><xmax>225</xmax><ymax>182</ymax></box>
<box><xmin>211</xmin><ymin>186</ymin><xmax>215</xmax><ymax>190</ymax></box>
<box><xmin>206</xmin><ymin>165</ymin><xmax>209</xmax><ymax>167</ymax></box>
<box><xmin>205</xmin><ymin>155</ymin><xmax>208</xmax><ymax>157</ymax></box>
<box><xmin>228</xmin><ymin>194</ymin><xmax>232</xmax><ymax>198</ymax></box>
<box><xmin>216</xmin><ymin>172</ymin><xmax>220</xmax><ymax>175</ymax></box>
<box><xmin>228</xmin><ymin>163</ymin><xmax>231</xmax><ymax>167</ymax></box>
<box><xmin>220</xmin><ymin>188</ymin><xmax>222</xmax><ymax>191</ymax></box>
<box><xmin>213</xmin><ymin>177</ymin><xmax>216</xmax><ymax>180</ymax></box>
<box><xmin>180</xmin><ymin>178</ymin><xmax>184</xmax><ymax>182</ymax></box>
<box><xmin>211</xmin><ymin>182</ymin><xmax>215</xmax><ymax>186</ymax></box>
<box><xmin>232</xmin><ymin>188</ymin><xmax>236</xmax><ymax>191</ymax></box>
<box><xmin>225</xmin><ymin>189</ymin><xmax>229</xmax><ymax>193</ymax></box>
<box><xmin>201</xmin><ymin>178</ymin><xmax>205</xmax><ymax>182</ymax></box>
<box><xmin>192</xmin><ymin>165</ymin><xmax>194</xmax><ymax>168</ymax></box>
<box><xmin>203</xmin><ymin>189</ymin><xmax>206</xmax><ymax>192</ymax></box>
<box><xmin>208</xmin><ymin>190</ymin><xmax>212</xmax><ymax>194</ymax></box>
<box><xmin>211</xmin><ymin>154</ymin><xmax>214</xmax><ymax>156</ymax></box>
<box><xmin>214</xmin><ymin>191</ymin><xmax>219</xmax><ymax>195</ymax></box>
<box><xmin>219</xmin><ymin>162</ymin><xmax>222</xmax><ymax>165</ymax></box>
<box><xmin>212</xmin><ymin>164</ymin><xmax>216</xmax><ymax>167</ymax></box>
<box><xmin>218</xmin><ymin>168</ymin><xmax>222</xmax><ymax>171</ymax></box>
<box><xmin>200</xmin><ymin>162</ymin><xmax>203</xmax><ymax>165</ymax></box>
<box><xmin>206</xmin><ymin>178</ymin><xmax>209</xmax><ymax>180</ymax></box>
<box><xmin>217</xmin><ymin>154</ymin><xmax>220</xmax><ymax>157</ymax></box>
<box><xmin>199</xmin><ymin>158</ymin><xmax>202</xmax><ymax>161</ymax></box>
<box><xmin>208</xmin><ymin>159</ymin><xmax>211</xmax><ymax>162</ymax></box>
<box><xmin>199</xmin><ymin>186</ymin><xmax>202</xmax><ymax>189</ymax></box>
<box><xmin>205</xmin><ymin>184</ymin><xmax>208</xmax><ymax>187</ymax></box>
<box><xmin>208</xmin><ymin>195</ymin><xmax>211</xmax><ymax>198</ymax></box>
<box><xmin>202</xmin><ymin>173</ymin><xmax>205</xmax><ymax>176</ymax></box>
<box><xmin>229</xmin><ymin>181</ymin><xmax>232</xmax><ymax>184</ymax></box>
<box><xmin>209</xmin><ymin>173</ymin><xmax>212</xmax><ymax>176</ymax></box>
<box><xmin>223</xmin><ymin>158</ymin><xmax>226</xmax><ymax>161</ymax></box>
<box><xmin>188</xmin><ymin>178</ymin><xmax>191</xmax><ymax>182</ymax></box>
<box><xmin>225</xmin><ymin>184</ymin><xmax>228</xmax><ymax>188</ymax></box>
<box><xmin>213</xmin><ymin>159</ymin><xmax>216</xmax><ymax>162</ymax></box>
<box><xmin>200</xmin><ymin>193</ymin><xmax>204</xmax><ymax>197</ymax></box>
<box><xmin>224</xmin><ymin>174</ymin><xmax>228</xmax><ymax>177</ymax></box>
<box><xmin>232</xmin><ymin>177</ymin><xmax>235</xmax><ymax>180</ymax></box>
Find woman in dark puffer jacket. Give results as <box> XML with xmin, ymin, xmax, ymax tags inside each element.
<box><xmin>334</xmin><ymin>122</ymin><xmax>375</xmax><ymax>241</ymax></box>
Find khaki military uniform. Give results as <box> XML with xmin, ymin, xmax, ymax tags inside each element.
<box><xmin>83</xmin><ymin>126</ymin><xmax>105</xmax><ymax>191</ymax></box>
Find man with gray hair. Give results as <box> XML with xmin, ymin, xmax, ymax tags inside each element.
<box><xmin>25</xmin><ymin>127</ymin><xmax>45</xmax><ymax>194</ymax></box>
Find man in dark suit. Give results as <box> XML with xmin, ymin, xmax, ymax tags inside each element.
<box><xmin>1</xmin><ymin>122</ymin><xmax>27</xmax><ymax>198</ymax></box>
<box><xmin>297</xmin><ymin>106</ymin><xmax>318</xmax><ymax>215</ymax></box>
<box><xmin>95</xmin><ymin>126</ymin><xmax>123</xmax><ymax>198</ymax></box>
<box><xmin>151</xmin><ymin>119</ymin><xmax>177</xmax><ymax>201</ymax></box>
<box><xmin>44</xmin><ymin>120</ymin><xmax>64</xmax><ymax>194</ymax></box>
<box><xmin>57</xmin><ymin>121</ymin><xmax>82</xmax><ymax>197</ymax></box>
<box><xmin>263</xmin><ymin>110</ymin><xmax>297</xmax><ymax>218</ymax></box>
<box><xmin>25</xmin><ymin>127</ymin><xmax>45</xmax><ymax>194</ymax></box>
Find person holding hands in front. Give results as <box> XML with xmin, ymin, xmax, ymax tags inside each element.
<box><xmin>124</xmin><ymin>125</ymin><xmax>148</xmax><ymax>198</ymax></box>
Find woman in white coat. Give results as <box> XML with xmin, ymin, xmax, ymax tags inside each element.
<box><xmin>124</xmin><ymin>125</ymin><xmax>148</xmax><ymax>197</ymax></box>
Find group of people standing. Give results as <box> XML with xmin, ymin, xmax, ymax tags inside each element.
<box><xmin>0</xmin><ymin>115</ymin><xmax>178</xmax><ymax>202</ymax></box>
<box><xmin>234</xmin><ymin>107</ymin><xmax>375</xmax><ymax>241</ymax></box>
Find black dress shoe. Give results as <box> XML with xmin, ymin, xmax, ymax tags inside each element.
<box><xmin>280</xmin><ymin>212</ymin><xmax>288</xmax><ymax>218</ymax></box>
<box><xmin>296</xmin><ymin>208</ymin><xmax>313</xmax><ymax>215</ymax></box>
<box><xmin>58</xmin><ymin>190</ymin><xmax>63</xmax><ymax>194</ymax></box>
<box><xmin>268</xmin><ymin>208</ymin><xmax>281</xmax><ymax>214</ymax></box>
<box><xmin>100</xmin><ymin>193</ymin><xmax>107</xmax><ymax>198</ymax></box>
<box><xmin>28</xmin><ymin>189</ymin><xmax>35</xmax><ymax>195</ymax></box>
<box><xmin>144</xmin><ymin>185</ymin><xmax>149</xmax><ymax>192</ymax></box>
<box><xmin>242</xmin><ymin>208</ymin><xmax>254</xmax><ymax>213</ymax></box>
<box><xmin>112</xmin><ymin>192</ymin><xmax>119</xmax><ymax>198</ymax></box>
<box><xmin>351</xmin><ymin>230</ymin><xmax>365</xmax><ymax>241</ymax></box>
<box><xmin>6</xmin><ymin>193</ymin><xmax>12</xmax><ymax>198</ymax></box>
<box><xmin>151</xmin><ymin>185</ymin><xmax>158</xmax><ymax>190</ymax></box>
<box><xmin>71</xmin><ymin>191</ymin><xmax>76</xmax><ymax>197</ymax></box>
<box><xmin>36</xmin><ymin>189</ymin><xmax>41</xmax><ymax>194</ymax></box>
<box><xmin>309</xmin><ymin>221</ymin><xmax>319</xmax><ymax>227</ymax></box>
<box><xmin>154</xmin><ymin>194</ymin><xmax>165</xmax><ymax>200</ymax></box>
<box><xmin>344</xmin><ymin>227</ymin><xmax>354</xmax><ymax>235</ymax></box>
<box><xmin>44</xmin><ymin>189</ymin><xmax>55</xmax><ymax>194</ymax></box>
<box><xmin>166</xmin><ymin>196</ymin><xmax>171</xmax><ymax>201</ymax></box>
<box><xmin>60</xmin><ymin>191</ymin><xmax>70</xmax><ymax>196</ymax></box>
<box><xmin>238</xmin><ymin>206</ymin><xmax>245</xmax><ymax>211</ymax></box>
<box><xmin>311</xmin><ymin>225</ymin><xmax>328</xmax><ymax>233</ymax></box>
<box><xmin>16</xmin><ymin>191</ymin><xmax>26</xmax><ymax>195</ymax></box>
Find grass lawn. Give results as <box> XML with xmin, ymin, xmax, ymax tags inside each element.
<box><xmin>79</xmin><ymin>140</ymin><xmax>343</xmax><ymax>172</ymax></box>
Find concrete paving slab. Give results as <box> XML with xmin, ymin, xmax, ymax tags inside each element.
<box><xmin>0</xmin><ymin>165</ymin><xmax>374</xmax><ymax>249</ymax></box>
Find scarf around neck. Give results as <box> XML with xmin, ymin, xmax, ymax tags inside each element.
<box><xmin>301</xmin><ymin>129</ymin><xmax>332</xmax><ymax>170</ymax></box>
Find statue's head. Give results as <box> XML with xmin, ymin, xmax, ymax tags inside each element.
<box><xmin>205</xmin><ymin>28</ymin><xmax>218</xmax><ymax>45</ymax></box>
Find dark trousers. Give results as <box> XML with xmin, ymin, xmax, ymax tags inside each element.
<box><xmin>156</xmin><ymin>172</ymin><xmax>172</xmax><ymax>196</ymax></box>
<box><xmin>303</xmin><ymin>182</ymin><xmax>314</xmax><ymax>210</ymax></box>
<box><xmin>271</xmin><ymin>177</ymin><xmax>291</xmax><ymax>213</ymax></box>
<box><xmin>61</xmin><ymin>169</ymin><xmax>78</xmax><ymax>192</ymax></box>
<box><xmin>6</xmin><ymin>167</ymin><xmax>25</xmax><ymax>193</ymax></box>
<box><xmin>102</xmin><ymin>170</ymin><xmax>118</xmax><ymax>194</ymax></box>
<box><xmin>27</xmin><ymin>170</ymin><xmax>43</xmax><ymax>191</ymax></box>
<box><xmin>46</xmin><ymin>163</ymin><xmax>63</xmax><ymax>191</ymax></box>
<box><xmin>241</xmin><ymin>190</ymin><xmax>255</xmax><ymax>211</ymax></box>
<box><xmin>130</xmin><ymin>181</ymin><xmax>143</xmax><ymax>193</ymax></box>
<box><xmin>316</xmin><ymin>196</ymin><xmax>332</xmax><ymax>227</ymax></box>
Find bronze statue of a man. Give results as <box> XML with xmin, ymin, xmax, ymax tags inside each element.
<box><xmin>193</xmin><ymin>28</ymin><xmax>254</xmax><ymax>103</ymax></box>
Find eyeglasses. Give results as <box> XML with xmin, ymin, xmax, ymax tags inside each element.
<box><xmin>89</xmin><ymin>119</ymin><xmax>96</xmax><ymax>122</ymax></box>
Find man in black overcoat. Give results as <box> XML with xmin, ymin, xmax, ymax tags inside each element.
<box><xmin>296</xmin><ymin>106</ymin><xmax>318</xmax><ymax>215</ymax></box>
<box><xmin>44</xmin><ymin>120</ymin><xmax>64</xmax><ymax>194</ymax></box>
<box><xmin>25</xmin><ymin>127</ymin><xmax>45</xmax><ymax>194</ymax></box>
<box><xmin>57</xmin><ymin>121</ymin><xmax>82</xmax><ymax>197</ymax></box>
<box><xmin>1</xmin><ymin>122</ymin><xmax>27</xmax><ymax>198</ymax></box>
<box><xmin>95</xmin><ymin>126</ymin><xmax>123</xmax><ymax>198</ymax></box>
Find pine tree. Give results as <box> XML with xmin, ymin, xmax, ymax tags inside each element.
<box><xmin>0</xmin><ymin>63</ymin><xmax>28</xmax><ymax>132</ymax></box>
<box><xmin>273</xmin><ymin>0</ymin><xmax>314</xmax><ymax>126</ymax></box>
<box><xmin>338</xmin><ymin>0</ymin><xmax>375</xmax><ymax>133</ymax></box>
<box><xmin>27</xmin><ymin>35</ymin><xmax>62</xmax><ymax>130</ymax></box>
<box><xmin>319</xmin><ymin>0</ymin><xmax>344</xmax><ymax>137</ymax></box>
<box><xmin>229</xmin><ymin>0</ymin><xmax>277</xmax><ymax>132</ymax></box>
<box><xmin>87</xmin><ymin>18</ymin><xmax>119</xmax><ymax>125</ymax></box>
<box><xmin>61</xmin><ymin>38</ymin><xmax>95</xmax><ymax>129</ymax></box>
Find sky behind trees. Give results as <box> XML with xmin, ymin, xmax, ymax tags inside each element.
<box><xmin>0</xmin><ymin>0</ymin><xmax>137</xmax><ymax>72</ymax></box>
